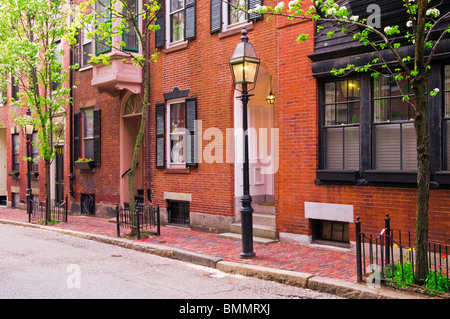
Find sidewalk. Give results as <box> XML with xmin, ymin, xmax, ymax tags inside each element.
<box><xmin>0</xmin><ymin>206</ymin><xmax>429</xmax><ymax>299</ymax></box>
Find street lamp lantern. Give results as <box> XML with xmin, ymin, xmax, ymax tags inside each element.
<box><xmin>24</xmin><ymin>108</ymin><xmax>34</xmax><ymax>136</ymax></box>
<box><xmin>229</xmin><ymin>27</ymin><xmax>260</xmax><ymax>88</ymax></box>
<box><xmin>230</xmin><ymin>27</ymin><xmax>260</xmax><ymax>259</ymax></box>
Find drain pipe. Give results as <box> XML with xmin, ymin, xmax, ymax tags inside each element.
<box><xmin>69</xmin><ymin>5</ymin><xmax>74</xmax><ymax>198</ymax></box>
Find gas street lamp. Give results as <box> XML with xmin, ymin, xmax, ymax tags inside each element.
<box><xmin>229</xmin><ymin>27</ymin><xmax>260</xmax><ymax>259</ymax></box>
<box><xmin>23</xmin><ymin>107</ymin><xmax>34</xmax><ymax>222</ymax></box>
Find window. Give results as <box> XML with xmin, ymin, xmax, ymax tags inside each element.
<box><xmin>169</xmin><ymin>0</ymin><xmax>184</xmax><ymax>43</ymax></box>
<box><xmin>31</xmin><ymin>132</ymin><xmax>39</xmax><ymax>172</ymax></box>
<box><xmin>323</xmin><ymin>79</ymin><xmax>360</xmax><ymax>170</ymax></box>
<box><xmin>155</xmin><ymin>0</ymin><xmax>196</xmax><ymax>48</ymax></box>
<box><xmin>210</xmin><ymin>0</ymin><xmax>262</xmax><ymax>34</ymax></box>
<box><xmin>74</xmin><ymin>109</ymin><xmax>101</xmax><ymax>167</ymax></box>
<box><xmin>95</xmin><ymin>0</ymin><xmax>112</xmax><ymax>55</ymax></box>
<box><xmin>123</xmin><ymin>0</ymin><xmax>138</xmax><ymax>52</ymax></box>
<box><xmin>313</xmin><ymin>220</ymin><xmax>349</xmax><ymax>245</ymax></box>
<box><xmin>169</xmin><ymin>102</ymin><xmax>186</xmax><ymax>164</ymax></box>
<box><xmin>155</xmin><ymin>97</ymin><xmax>197</xmax><ymax>169</ymax></box>
<box><xmin>11</xmin><ymin>76</ymin><xmax>19</xmax><ymax>102</ymax></box>
<box><xmin>167</xmin><ymin>199</ymin><xmax>189</xmax><ymax>226</ymax></box>
<box><xmin>12</xmin><ymin>133</ymin><xmax>19</xmax><ymax>171</ymax></box>
<box><xmin>52</xmin><ymin>41</ymin><xmax>62</xmax><ymax>91</ymax></box>
<box><xmin>444</xmin><ymin>65</ymin><xmax>450</xmax><ymax>170</ymax></box>
<box><xmin>0</xmin><ymin>75</ymin><xmax>6</xmax><ymax>106</ymax></box>
<box><xmin>83</xmin><ymin>109</ymin><xmax>94</xmax><ymax>160</ymax></box>
<box><xmin>372</xmin><ymin>75</ymin><xmax>416</xmax><ymax>170</ymax></box>
<box><xmin>74</xmin><ymin>23</ymin><xmax>93</xmax><ymax>68</ymax></box>
<box><xmin>228</xmin><ymin>0</ymin><xmax>247</xmax><ymax>25</ymax></box>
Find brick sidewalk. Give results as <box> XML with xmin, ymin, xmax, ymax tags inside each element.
<box><xmin>0</xmin><ymin>207</ymin><xmax>357</xmax><ymax>282</ymax></box>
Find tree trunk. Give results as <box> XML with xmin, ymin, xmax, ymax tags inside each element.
<box><xmin>45</xmin><ymin>159</ymin><xmax>51</xmax><ymax>223</ymax></box>
<box><xmin>412</xmin><ymin>0</ymin><xmax>430</xmax><ymax>286</ymax></box>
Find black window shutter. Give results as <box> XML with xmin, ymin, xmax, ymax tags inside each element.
<box><xmin>155</xmin><ymin>103</ymin><xmax>165</xmax><ymax>168</ymax></box>
<box><xmin>155</xmin><ymin>0</ymin><xmax>165</xmax><ymax>48</ymax></box>
<box><xmin>184</xmin><ymin>0</ymin><xmax>196</xmax><ymax>40</ymax></box>
<box><xmin>74</xmin><ymin>113</ymin><xmax>81</xmax><ymax>162</ymax></box>
<box><xmin>185</xmin><ymin>98</ymin><xmax>198</xmax><ymax>168</ymax></box>
<box><xmin>248</xmin><ymin>0</ymin><xmax>263</xmax><ymax>21</ymax></box>
<box><xmin>93</xmin><ymin>109</ymin><xmax>101</xmax><ymax>167</ymax></box>
<box><xmin>210</xmin><ymin>0</ymin><xmax>222</xmax><ymax>34</ymax></box>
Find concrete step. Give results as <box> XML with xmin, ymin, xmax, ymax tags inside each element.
<box><xmin>253</xmin><ymin>203</ymin><xmax>275</xmax><ymax>215</ymax></box>
<box><xmin>218</xmin><ymin>232</ymin><xmax>277</xmax><ymax>245</ymax></box>
<box><xmin>229</xmin><ymin>223</ymin><xmax>277</xmax><ymax>240</ymax></box>
<box><xmin>251</xmin><ymin>213</ymin><xmax>276</xmax><ymax>228</ymax></box>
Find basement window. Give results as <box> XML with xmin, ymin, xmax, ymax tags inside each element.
<box><xmin>313</xmin><ymin>219</ymin><xmax>349</xmax><ymax>246</ymax></box>
<box><xmin>167</xmin><ymin>199</ymin><xmax>189</xmax><ymax>226</ymax></box>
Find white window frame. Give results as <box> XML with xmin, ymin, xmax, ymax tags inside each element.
<box><xmin>166</xmin><ymin>99</ymin><xmax>187</xmax><ymax>168</ymax></box>
<box><xmin>166</xmin><ymin>0</ymin><xmax>186</xmax><ymax>47</ymax></box>
<box><xmin>222</xmin><ymin>0</ymin><xmax>248</xmax><ymax>32</ymax></box>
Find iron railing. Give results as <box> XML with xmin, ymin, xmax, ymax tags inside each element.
<box><xmin>29</xmin><ymin>195</ymin><xmax>68</xmax><ymax>224</ymax></box>
<box><xmin>116</xmin><ymin>202</ymin><xmax>160</xmax><ymax>240</ymax></box>
<box><xmin>356</xmin><ymin>214</ymin><xmax>449</xmax><ymax>295</ymax></box>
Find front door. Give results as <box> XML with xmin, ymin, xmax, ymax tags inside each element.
<box><xmin>0</xmin><ymin>129</ymin><xmax>6</xmax><ymax>205</ymax></box>
<box><xmin>55</xmin><ymin>146</ymin><xmax>64</xmax><ymax>203</ymax></box>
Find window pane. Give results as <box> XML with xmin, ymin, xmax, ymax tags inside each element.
<box><xmin>325</xmin><ymin>104</ymin><xmax>335</xmax><ymax>126</ymax></box>
<box><xmin>348</xmin><ymin>80</ymin><xmax>360</xmax><ymax>100</ymax></box>
<box><xmin>446</xmin><ymin>92</ymin><xmax>450</xmax><ymax>118</ymax></box>
<box><xmin>325</xmin><ymin>82</ymin><xmax>335</xmax><ymax>104</ymax></box>
<box><xmin>446</xmin><ymin>65</ymin><xmax>450</xmax><ymax>91</ymax></box>
<box><xmin>229</xmin><ymin>0</ymin><xmax>247</xmax><ymax>25</ymax></box>
<box><xmin>85</xmin><ymin>139</ymin><xmax>94</xmax><ymax>160</ymax></box>
<box><xmin>336</xmin><ymin>81</ymin><xmax>347</xmax><ymax>103</ymax></box>
<box><xmin>447</xmin><ymin>121</ymin><xmax>450</xmax><ymax>170</ymax></box>
<box><xmin>374</xmin><ymin>76</ymin><xmax>390</xmax><ymax>99</ymax></box>
<box><xmin>349</xmin><ymin>102</ymin><xmax>360</xmax><ymax>124</ymax></box>
<box><xmin>84</xmin><ymin>109</ymin><xmax>94</xmax><ymax>138</ymax></box>
<box><xmin>402</xmin><ymin>123</ymin><xmax>417</xmax><ymax>170</ymax></box>
<box><xmin>375</xmin><ymin>124</ymin><xmax>401</xmax><ymax>170</ymax></box>
<box><xmin>374</xmin><ymin>99</ymin><xmax>389</xmax><ymax>122</ymax></box>
<box><xmin>391</xmin><ymin>97</ymin><xmax>409</xmax><ymax>121</ymax></box>
<box><xmin>170</xmin><ymin>0</ymin><xmax>184</xmax><ymax>12</ymax></box>
<box><xmin>171</xmin><ymin>11</ymin><xmax>184</xmax><ymax>42</ymax></box>
<box><xmin>336</xmin><ymin>103</ymin><xmax>347</xmax><ymax>124</ymax></box>
<box><xmin>325</xmin><ymin>128</ymin><xmax>343</xmax><ymax>170</ymax></box>
<box><xmin>344</xmin><ymin>126</ymin><xmax>359</xmax><ymax>170</ymax></box>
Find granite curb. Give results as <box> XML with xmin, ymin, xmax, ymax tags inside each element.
<box><xmin>0</xmin><ymin>218</ymin><xmax>433</xmax><ymax>299</ymax></box>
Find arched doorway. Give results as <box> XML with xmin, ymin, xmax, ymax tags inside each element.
<box><xmin>120</xmin><ymin>93</ymin><xmax>144</xmax><ymax>206</ymax></box>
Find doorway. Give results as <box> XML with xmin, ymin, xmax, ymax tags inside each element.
<box><xmin>0</xmin><ymin>129</ymin><xmax>6</xmax><ymax>205</ymax></box>
<box><xmin>55</xmin><ymin>146</ymin><xmax>64</xmax><ymax>203</ymax></box>
<box><xmin>234</xmin><ymin>67</ymin><xmax>276</xmax><ymax>203</ymax></box>
<box><xmin>120</xmin><ymin>93</ymin><xmax>144</xmax><ymax>206</ymax></box>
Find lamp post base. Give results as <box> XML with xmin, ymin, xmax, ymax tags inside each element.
<box><xmin>240</xmin><ymin>194</ymin><xmax>255</xmax><ymax>259</ymax></box>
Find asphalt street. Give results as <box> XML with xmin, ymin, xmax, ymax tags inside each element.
<box><xmin>0</xmin><ymin>223</ymin><xmax>343</xmax><ymax>300</ymax></box>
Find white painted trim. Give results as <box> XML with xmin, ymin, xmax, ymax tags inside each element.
<box><xmin>304</xmin><ymin>202</ymin><xmax>354</xmax><ymax>223</ymax></box>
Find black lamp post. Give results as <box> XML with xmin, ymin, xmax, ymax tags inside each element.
<box><xmin>229</xmin><ymin>27</ymin><xmax>260</xmax><ymax>259</ymax></box>
<box><xmin>23</xmin><ymin>107</ymin><xmax>34</xmax><ymax>223</ymax></box>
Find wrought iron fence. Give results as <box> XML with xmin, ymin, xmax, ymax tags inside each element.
<box><xmin>116</xmin><ymin>202</ymin><xmax>160</xmax><ymax>240</ymax></box>
<box><xmin>29</xmin><ymin>195</ymin><xmax>68</xmax><ymax>224</ymax></box>
<box><xmin>355</xmin><ymin>214</ymin><xmax>449</xmax><ymax>295</ymax></box>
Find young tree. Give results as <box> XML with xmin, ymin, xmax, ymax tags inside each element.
<box><xmin>248</xmin><ymin>0</ymin><xmax>450</xmax><ymax>285</ymax></box>
<box><xmin>0</xmin><ymin>0</ymin><xmax>72</xmax><ymax>221</ymax></box>
<box><xmin>69</xmin><ymin>0</ymin><xmax>160</xmax><ymax>234</ymax></box>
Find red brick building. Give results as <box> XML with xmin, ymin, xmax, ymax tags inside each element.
<box><xmin>1</xmin><ymin>0</ymin><xmax>448</xmax><ymax>249</ymax></box>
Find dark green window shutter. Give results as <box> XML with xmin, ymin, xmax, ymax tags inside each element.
<box><xmin>210</xmin><ymin>0</ymin><xmax>222</xmax><ymax>34</ymax></box>
<box><xmin>156</xmin><ymin>103</ymin><xmax>165</xmax><ymax>168</ymax></box>
<box><xmin>155</xmin><ymin>0</ymin><xmax>165</xmax><ymax>48</ymax></box>
<box><xmin>248</xmin><ymin>0</ymin><xmax>263</xmax><ymax>21</ymax></box>
<box><xmin>93</xmin><ymin>109</ymin><xmax>101</xmax><ymax>167</ymax></box>
<box><xmin>185</xmin><ymin>98</ymin><xmax>198</xmax><ymax>168</ymax></box>
<box><xmin>184</xmin><ymin>0</ymin><xmax>196</xmax><ymax>40</ymax></box>
<box><xmin>73</xmin><ymin>112</ymin><xmax>81</xmax><ymax>162</ymax></box>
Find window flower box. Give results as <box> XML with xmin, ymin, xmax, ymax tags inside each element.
<box><xmin>74</xmin><ymin>158</ymin><xmax>95</xmax><ymax>170</ymax></box>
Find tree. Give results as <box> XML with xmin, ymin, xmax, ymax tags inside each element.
<box><xmin>0</xmin><ymin>0</ymin><xmax>72</xmax><ymax>221</ymax></box>
<box><xmin>69</xmin><ymin>0</ymin><xmax>160</xmax><ymax>235</ymax></box>
<box><xmin>248</xmin><ymin>0</ymin><xmax>450</xmax><ymax>285</ymax></box>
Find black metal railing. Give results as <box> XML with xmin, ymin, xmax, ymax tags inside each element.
<box><xmin>116</xmin><ymin>202</ymin><xmax>160</xmax><ymax>240</ymax></box>
<box><xmin>29</xmin><ymin>195</ymin><xmax>68</xmax><ymax>224</ymax></box>
<box><xmin>356</xmin><ymin>214</ymin><xmax>449</xmax><ymax>295</ymax></box>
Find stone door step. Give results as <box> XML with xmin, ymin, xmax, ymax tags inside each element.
<box><xmin>218</xmin><ymin>232</ymin><xmax>278</xmax><ymax>245</ymax></box>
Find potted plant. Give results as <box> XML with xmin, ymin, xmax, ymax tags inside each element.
<box><xmin>74</xmin><ymin>157</ymin><xmax>95</xmax><ymax>170</ymax></box>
